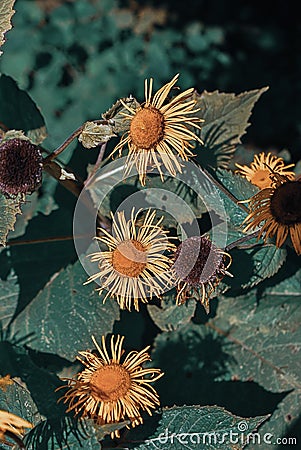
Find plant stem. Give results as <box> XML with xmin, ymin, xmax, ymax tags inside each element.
<box><xmin>43</xmin><ymin>125</ymin><xmax>85</xmax><ymax>163</ymax></box>
<box><xmin>226</xmin><ymin>230</ymin><xmax>261</xmax><ymax>251</ymax></box>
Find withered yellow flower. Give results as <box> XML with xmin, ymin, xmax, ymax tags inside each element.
<box><xmin>0</xmin><ymin>409</ymin><xmax>32</xmax><ymax>447</ymax></box>
<box><xmin>235</xmin><ymin>152</ymin><xmax>295</xmax><ymax>189</ymax></box>
<box><xmin>243</xmin><ymin>174</ymin><xmax>301</xmax><ymax>255</ymax></box>
<box><xmin>85</xmin><ymin>209</ymin><xmax>175</xmax><ymax>311</ymax></box>
<box><xmin>111</xmin><ymin>74</ymin><xmax>203</xmax><ymax>185</ymax></box>
<box><xmin>172</xmin><ymin>236</ymin><xmax>232</xmax><ymax>313</ymax></box>
<box><xmin>57</xmin><ymin>335</ymin><xmax>163</xmax><ymax>437</ymax></box>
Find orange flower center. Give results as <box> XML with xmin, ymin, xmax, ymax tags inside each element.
<box><xmin>90</xmin><ymin>364</ymin><xmax>131</xmax><ymax>402</ymax></box>
<box><xmin>130</xmin><ymin>106</ymin><xmax>164</xmax><ymax>149</ymax></box>
<box><xmin>112</xmin><ymin>240</ymin><xmax>147</xmax><ymax>277</ymax></box>
<box><xmin>250</xmin><ymin>169</ymin><xmax>272</xmax><ymax>189</ymax></box>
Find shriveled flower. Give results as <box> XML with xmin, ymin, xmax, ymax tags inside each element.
<box><xmin>85</xmin><ymin>209</ymin><xmax>175</xmax><ymax>311</ymax></box>
<box><xmin>0</xmin><ymin>138</ymin><xmax>43</xmax><ymax>196</ymax></box>
<box><xmin>0</xmin><ymin>375</ymin><xmax>13</xmax><ymax>391</ymax></box>
<box><xmin>243</xmin><ymin>174</ymin><xmax>301</xmax><ymax>255</ymax></box>
<box><xmin>0</xmin><ymin>409</ymin><xmax>32</xmax><ymax>447</ymax></box>
<box><xmin>57</xmin><ymin>335</ymin><xmax>163</xmax><ymax>437</ymax></box>
<box><xmin>172</xmin><ymin>236</ymin><xmax>232</xmax><ymax>313</ymax></box>
<box><xmin>111</xmin><ymin>74</ymin><xmax>203</xmax><ymax>185</ymax></box>
<box><xmin>235</xmin><ymin>152</ymin><xmax>295</xmax><ymax>189</ymax></box>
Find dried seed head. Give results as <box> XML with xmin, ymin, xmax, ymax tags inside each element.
<box><xmin>270</xmin><ymin>180</ymin><xmax>301</xmax><ymax>225</ymax></box>
<box><xmin>173</xmin><ymin>236</ymin><xmax>232</xmax><ymax>311</ymax></box>
<box><xmin>0</xmin><ymin>138</ymin><xmax>43</xmax><ymax>196</ymax></box>
<box><xmin>173</xmin><ymin>236</ymin><xmax>226</xmax><ymax>285</ymax></box>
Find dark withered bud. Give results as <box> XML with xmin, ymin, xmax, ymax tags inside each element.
<box><xmin>0</xmin><ymin>138</ymin><xmax>43</xmax><ymax>196</ymax></box>
<box><xmin>173</xmin><ymin>235</ymin><xmax>232</xmax><ymax>312</ymax></box>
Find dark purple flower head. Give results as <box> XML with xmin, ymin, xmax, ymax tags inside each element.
<box><xmin>0</xmin><ymin>138</ymin><xmax>43</xmax><ymax>196</ymax></box>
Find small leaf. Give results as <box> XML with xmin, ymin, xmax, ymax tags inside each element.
<box><xmin>0</xmin><ymin>0</ymin><xmax>15</xmax><ymax>56</ymax></box>
<box><xmin>78</xmin><ymin>121</ymin><xmax>116</xmax><ymax>148</ymax></box>
<box><xmin>0</xmin><ymin>129</ymin><xmax>28</xmax><ymax>142</ymax></box>
<box><xmin>27</xmin><ymin>125</ymin><xmax>47</xmax><ymax>145</ymax></box>
<box><xmin>10</xmin><ymin>260</ymin><xmax>120</xmax><ymax>361</ymax></box>
<box><xmin>147</xmin><ymin>293</ymin><xmax>196</xmax><ymax>332</ymax></box>
<box><xmin>194</xmin><ymin>87</ymin><xmax>269</xmax><ymax>168</ymax></box>
<box><xmin>0</xmin><ymin>193</ymin><xmax>21</xmax><ymax>246</ymax></box>
<box><xmin>129</xmin><ymin>405</ymin><xmax>268</xmax><ymax>450</ymax></box>
<box><xmin>102</xmin><ymin>96</ymin><xmax>140</xmax><ymax>134</ymax></box>
<box><xmin>0</xmin><ymin>271</ymin><xmax>19</xmax><ymax>330</ymax></box>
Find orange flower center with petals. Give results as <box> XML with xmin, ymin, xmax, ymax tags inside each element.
<box><xmin>112</xmin><ymin>240</ymin><xmax>147</xmax><ymax>277</ymax></box>
<box><xmin>130</xmin><ymin>106</ymin><xmax>165</xmax><ymax>149</ymax></box>
<box><xmin>250</xmin><ymin>169</ymin><xmax>272</xmax><ymax>189</ymax></box>
<box><xmin>90</xmin><ymin>364</ymin><xmax>131</xmax><ymax>402</ymax></box>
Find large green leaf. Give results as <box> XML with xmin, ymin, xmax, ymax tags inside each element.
<box><xmin>147</xmin><ymin>293</ymin><xmax>196</xmax><ymax>332</ymax></box>
<box><xmin>0</xmin><ymin>270</ymin><xmax>19</xmax><ymax>330</ymax></box>
<box><xmin>10</xmin><ymin>260</ymin><xmax>120</xmax><ymax>361</ymax></box>
<box><xmin>0</xmin><ymin>377</ymin><xmax>43</xmax><ymax>426</ymax></box>
<box><xmin>194</xmin><ymin>87</ymin><xmax>268</xmax><ymax>168</ymax></box>
<box><xmin>210</xmin><ymin>271</ymin><xmax>301</xmax><ymax>447</ymax></box>
<box><xmin>215</xmin><ymin>169</ymin><xmax>258</xmax><ymax>227</ymax></box>
<box><xmin>129</xmin><ymin>405</ymin><xmax>268</xmax><ymax>450</ymax></box>
<box><xmin>213</xmin><ymin>288</ymin><xmax>301</xmax><ymax>392</ymax></box>
<box><xmin>0</xmin><ymin>193</ymin><xmax>21</xmax><ymax>246</ymax></box>
<box><xmin>0</xmin><ymin>0</ymin><xmax>15</xmax><ymax>56</ymax></box>
<box><xmin>0</xmin><ymin>74</ymin><xmax>45</xmax><ymax>131</ymax></box>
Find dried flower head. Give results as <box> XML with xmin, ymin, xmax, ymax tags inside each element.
<box><xmin>235</xmin><ymin>152</ymin><xmax>295</xmax><ymax>189</ymax></box>
<box><xmin>0</xmin><ymin>409</ymin><xmax>32</xmax><ymax>447</ymax></box>
<box><xmin>0</xmin><ymin>375</ymin><xmax>13</xmax><ymax>392</ymax></box>
<box><xmin>0</xmin><ymin>138</ymin><xmax>43</xmax><ymax>196</ymax></box>
<box><xmin>57</xmin><ymin>335</ymin><xmax>163</xmax><ymax>437</ymax></box>
<box><xmin>111</xmin><ymin>74</ymin><xmax>203</xmax><ymax>185</ymax></box>
<box><xmin>243</xmin><ymin>174</ymin><xmax>301</xmax><ymax>255</ymax></box>
<box><xmin>172</xmin><ymin>236</ymin><xmax>232</xmax><ymax>312</ymax></box>
<box><xmin>85</xmin><ymin>209</ymin><xmax>175</xmax><ymax>311</ymax></box>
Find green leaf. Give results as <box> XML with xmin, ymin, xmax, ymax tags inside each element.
<box><xmin>210</xmin><ymin>272</ymin><xmax>301</xmax><ymax>446</ymax></box>
<box><xmin>0</xmin><ymin>74</ymin><xmax>45</xmax><ymax>131</ymax></box>
<box><xmin>240</xmin><ymin>244</ymin><xmax>287</xmax><ymax>289</ymax></box>
<box><xmin>0</xmin><ymin>193</ymin><xmax>21</xmax><ymax>246</ymax></box>
<box><xmin>0</xmin><ymin>0</ymin><xmax>15</xmax><ymax>56</ymax></box>
<box><xmin>0</xmin><ymin>378</ymin><xmax>42</xmax><ymax>426</ymax></box>
<box><xmin>78</xmin><ymin>121</ymin><xmax>116</xmax><ymax>148</ymax></box>
<box><xmin>244</xmin><ymin>391</ymin><xmax>299</xmax><ymax>450</ymax></box>
<box><xmin>213</xmin><ymin>287</ymin><xmax>301</xmax><ymax>392</ymax></box>
<box><xmin>129</xmin><ymin>405</ymin><xmax>268</xmax><ymax>450</ymax></box>
<box><xmin>102</xmin><ymin>96</ymin><xmax>140</xmax><ymax>134</ymax></box>
<box><xmin>213</xmin><ymin>170</ymin><xmax>286</xmax><ymax>289</ymax></box>
<box><xmin>194</xmin><ymin>87</ymin><xmax>269</xmax><ymax>168</ymax></box>
<box><xmin>7</xmin><ymin>192</ymin><xmax>38</xmax><ymax>240</ymax></box>
<box><xmin>10</xmin><ymin>260</ymin><xmax>120</xmax><ymax>361</ymax></box>
<box><xmin>147</xmin><ymin>293</ymin><xmax>196</xmax><ymax>332</ymax></box>
<box><xmin>215</xmin><ymin>169</ymin><xmax>258</xmax><ymax>228</ymax></box>
<box><xmin>0</xmin><ymin>270</ymin><xmax>19</xmax><ymax>330</ymax></box>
